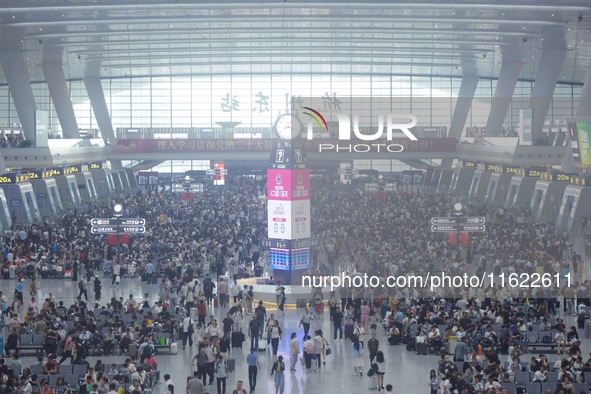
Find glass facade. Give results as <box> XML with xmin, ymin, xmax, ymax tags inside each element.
<box><xmin>0</xmin><ymin>74</ymin><xmax>581</xmax><ymax>134</ymax></box>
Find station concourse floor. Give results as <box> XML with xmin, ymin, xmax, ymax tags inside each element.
<box><xmin>14</xmin><ymin>276</ymin><xmax>591</xmax><ymax>394</ymax></box>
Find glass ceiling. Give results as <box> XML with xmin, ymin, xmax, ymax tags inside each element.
<box><xmin>0</xmin><ymin>0</ymin><xmax>589</xmax><ymax>84</ymax></box>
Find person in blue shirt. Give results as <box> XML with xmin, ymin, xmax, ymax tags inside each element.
<box><xmin>15</xmin><ymin>279</ymin><xmax>23</xmax><ymax>303</ymax></box>
<box><xmin>245</xmin><ymin>348</ymin><xmax>260</xmax><ymax>393</ymax></box>
<box><xmin>145</xmin><ymin>262</ymin><xmax>155</xmax><ymax>283</ymax></box>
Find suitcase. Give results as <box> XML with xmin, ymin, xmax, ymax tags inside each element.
<box><xmin>344</xmin><ymin>324</ymin><xmax>354</xmax><ymax>339</ymax></box>
<box><xmin>296</xmin><ymin>299</ymin><xmax>306</xmax><ymax>308</ymax></box>
<box><xmin>232</xmin><ymin>332</ymin><xmax>245</xmax><ymax>348</ymax></box>
<box><xmin>170</xmin><ymin>343</ymin><xmax>178</xmax><ymax>354</ymax></box>
<box><xmin>142</xmin><ymin>273</ymin><xmax>147</xmax><ymax>282</ymax></box>
<box><xmin>152</xmin><ymin>275</ymin><xmax>158</xmax><ymax>284</ymax></box>
<box><xmin>257</xmin><ymin>338</ymin><xmax>267</xmax><ymax>352</ymax></box>
<box><xmin>406</xmin><ymin>341</ymin><xmax>415</xmax><ymax>352</ymax></box>
<box><xmin>214</xmin><ymin>297</ymin><xmax>218</xmax><ymax>308</ymax></box>
<box><xmin>417</xmin><ymin>342</ymin><xmax>428</xmax><ymax>355</ymax></box>
<box><xmin>128</xmin><ymin>343</ymin><xmax>138</xmax><ymax>358</ymax></box>
<box><xmin>226</xmin><ymin>358</ymin><xmax>235</xmax><ymax>372</ymax></box>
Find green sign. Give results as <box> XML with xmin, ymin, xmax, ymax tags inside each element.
<box><xmin>576</xmin><ymin>120</ymin><xmax>591</xmax><ymax>165</ymax></box>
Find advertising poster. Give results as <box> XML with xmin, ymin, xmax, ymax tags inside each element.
<box><xmin>576</xmin><ymin>120</ymin><xmax>591</xmax><ymax>165</ymax></box>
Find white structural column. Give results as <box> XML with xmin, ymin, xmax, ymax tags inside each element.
<box><xmin>576</xmin><ymin>57</ymin><xmax>591</xmax><ymax>117</ymax></box>
<box><xmin>0</xmin><ymin>27</ymin><xmax>37</xmax><ymax>141</ymax></box>
<box><xmin>529</xmin><ymin>26</ymin><xmax>567</xmax><ymax>145</ymax></box>
<box><xmin>442</xmin><ymin>60</ymin><xmax>479</xmax><ymax>167</ymax></box>
<box><xmin>84</xmin><ymin>61</ymin><xmax>121</xmax><ymax>168</ymax></box>
<box><xmin>560</xmin><ymin>55</ymin><xmax>591</xmax><ymax>172</ymax></box>
<box><xmin>83</xmin><ymin>62</ymin><xmax>116</xmax><ymax>145</ymax></box>
<box><xmin>485</xmin><ymin>43</ymin><xmax>523</xmax><ymax>134</ymax></box>
<box><xmin>43</xmin><ymin>44</ymin><xmax>80</xmax><ymax>138</ymax></box>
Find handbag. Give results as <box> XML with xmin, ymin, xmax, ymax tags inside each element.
<box><xmin>325</xmin><ymin>347</ymin><xmax>332</xmax><ymax>356</ymax></box>
<box><xmin>367</xmin><ymin>368</ymin><xmax>375</xmax><ymax>377</ymax></box>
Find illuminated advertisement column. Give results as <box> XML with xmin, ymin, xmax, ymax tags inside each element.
<box><xmin>267</xmin><ymin>140</ymin><xmax>310</xmax><ymax>285</ymax></box>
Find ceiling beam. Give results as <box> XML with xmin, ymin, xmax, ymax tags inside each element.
<box><xmin>0</xmin><ymin>1</ymin><xmax>587</xmax><ymax>14</ymax></box>
<box><xmin>7</xmin><ymin>15</ymin><xmax>564</xmax><ymax>28</ymax></box>
<box><xmin>29</xmin><ymin>27</ymin><xmax>538</xmax><ymax>39</ymax></box>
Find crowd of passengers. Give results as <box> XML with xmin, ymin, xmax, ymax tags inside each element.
<box><xmin>0</xmin><ymin>175</ymin><xmax>587</xmax><ymax>394</ymax></box>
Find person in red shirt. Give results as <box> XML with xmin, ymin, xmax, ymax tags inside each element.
<box><xmin>143</xmin><ymin>356</ymin><xmax>160</xmax><ymax>384</ymax></box>
<box><xmin>197</xmin><ymin>300</ymin><xmax>207</xmax><ymax>325</ymax></box>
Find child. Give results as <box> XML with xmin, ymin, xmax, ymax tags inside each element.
<box><xmin>369</xmin><ymin>312</ymin><xmax>378</xmax><ymax>334</ymax></box>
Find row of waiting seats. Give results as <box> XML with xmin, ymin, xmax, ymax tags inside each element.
<box><xmin>513</xmin><ymin>371</ymin><xmax>591</xmax><ymax>384</ymax></box>
<box><xmin>28</xmin><ymin>363</ymin><xmax>89</xmax><ymax>377</ymax></box>
<box><xmin>501</xmin><ymin>381</ymin><xmax>588</xmax><ymax>394</ymax></box>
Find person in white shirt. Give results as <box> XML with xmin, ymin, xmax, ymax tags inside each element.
<box><xmin>131</xmin><ymin>369</ymin><xmax>142</xmax><ymax>385</ymax></box>
<box><xmin>112</xmin><ymin>263</ymin><xmax>121</xmax><ymax>286</ymax></box>
<box><xmin>299</xmin><ymin>307</ymin><xmax>314</xmax><ymax>339</ymax></box>
<box><xmin>125</xmin><ymin>294</ymin><xmax>137</xmax><ymax>311</ymax></box>
<box><xmin>232</xmin><ymin>280</ymin><xmax>242</xmax><ymax>304</ymax></box>
<box><xmin>206</xmin><ymin>320</ymin><xmax>221</xmax><ymax>339</ymax></box>
<box><xmin>18</xmin><ymin>376</ymin><xmax>32</xmax><ymax>394</ymax></box>
<box><xmin>428</xmin><ymin>326</ymin><xmax>442</xmax><ymax>353</ymax></box>
<box><xmin>289</xmin><ymin>332</ymin><xmax>300</xmax><ymax>372</ymax></box>
<box><xmin>186</xmin><ymin>289</ymin><xmax>195</xmax><ymax>309</ymax></box>
<box><xmin>163</xmin><ymin>374</ymin><xmax>174</xmax><ymax>390</ymax></box>
<box><xmin>353</xmin><ymin>321</ymin><xmax>366</xmax><ymax>347</ymax></box>
<box><xmin>440</xmin><ymin>374</ymin><xmax>453</xmax><ymax>394</ymax></box>
<box><xmin>532</xmin><ymin>366</ymin><xmax>547</xmax><ymax>382</ymax></box>
<box><xmin>555</xmin><ymin>329</ymin><xmax>566</xmax><ymax>354</ymax></box>
<box><xmin>234</xmin><ymin>309</ymin><xmax>243</xmax><ymax>332</ymax></box>
<box><xmin>472</xmin><ymin>375</ymin><xmax>485</xmax><ymax>393</ymax></box>
<box><xmin>484</xmin><ymin>376</ymin><xmax>501</xmax><ymax>391</ymax></box>
<box><xmin>182</xmin><ymin>315</ymin><xmax>195</xmax><ymax>349</ymax></box>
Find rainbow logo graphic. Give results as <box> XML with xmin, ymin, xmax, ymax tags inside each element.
<box><xmin>302</xmin><ymin>107</ymin><xmax>329</xmax><ymax>131</ymax></box>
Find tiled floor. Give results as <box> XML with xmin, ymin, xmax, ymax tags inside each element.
<box><xmin>10</xmin><ymin>276</ymin><xmax>589</xmax><ymax>394</ymax></box>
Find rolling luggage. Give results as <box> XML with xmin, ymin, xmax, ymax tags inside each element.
<box><xmin>232</xmin><ymin>331</ymin><xmax>245</xmax><ymax>348</ymax></box>
<box><xmin>406</xmin><ymin>341</ymin><xmax>415</xmax><ymax>352</ymax></box>
<box><xmin>152</xmin><ymin>275</ymin><xmax>158</xmax><ymax>284</ymax></box>
<box><xmin>226</xmin><ymin>358</ymin><xmax>235</xmax><ymax>373</ymax></box>
<box><xmin>344</xmin><ymin>324</ymin><xmax>354</xmax><ymax>339</ymax></box>
<box><xmin>416</xmin><ymin>342</ymin><xmax>428</xmax><ymax>355</ymax></box>
<box><xmin>257</xmin><ymin>338</ymin><xmax>267</xmax><ymax>352</ymax></box>
<box><xmin>170</xmin><ymin>343</ymin><xmax>178</xmax><ymax>354</ymax></box>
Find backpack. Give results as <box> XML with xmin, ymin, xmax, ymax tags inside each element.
<box><xmin>78</xmin><ymin>279</ymin><xmax>85</xmax><ymax>290</ymax></box>
<box><xmin>142</xmin><ymin>344</ymin><xmax>153</xmax><ymax>359</ymax></box>
<box><xmin>305</xmin><ymin>342</ymin><xmax>315</xmax><ymax>354</ymax></box>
